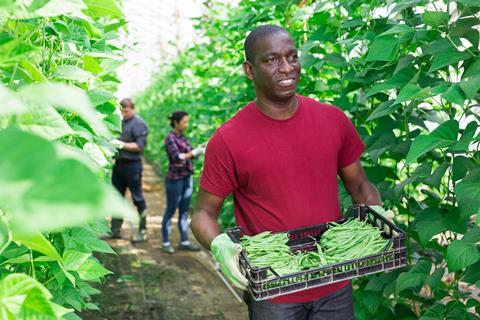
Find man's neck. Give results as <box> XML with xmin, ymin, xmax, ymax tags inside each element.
<box><xmin>255</xmin><ymin>95</ymin><xmax>298</xmax><ymax>120</ymax></box>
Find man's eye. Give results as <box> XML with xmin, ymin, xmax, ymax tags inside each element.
<box><xmin>266</xmin><ymin>58</ymin><xmax>277</xmax><ymax>63</ymax></box>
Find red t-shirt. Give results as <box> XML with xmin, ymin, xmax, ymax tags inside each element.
<box><xmin>200</xmin><ymin>95</ymin><xmax>365</xmax><ymax>303</ymax></box>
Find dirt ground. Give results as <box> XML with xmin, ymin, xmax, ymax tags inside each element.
<box><xmin>81</xmin><ymin>160</ymin><xmax>248</xmax><ymax>320</ymax></box>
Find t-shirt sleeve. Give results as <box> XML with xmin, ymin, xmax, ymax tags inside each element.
<box><xmin>337</xmin><ymin>110</ymin><xmax>365</xmax><ymax>169</ymax></box>
<box><xmin>199</xmin><ymin>130</ymin><xmax>238</xmax><ymax>198</ymax></box>
<box><xmin>133</xmin><ymin>121</ymin><xmax>149</xmax><ymax>150</ymax></box>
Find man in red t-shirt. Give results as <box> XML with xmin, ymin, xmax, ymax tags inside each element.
<box><xmin>191</xmin><ymin>25</ymin><xmax>382</xmax><ymax>319</ymax></box>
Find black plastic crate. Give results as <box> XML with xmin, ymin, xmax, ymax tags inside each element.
<box><xmin>226</xmin><ymin>204</ymin><xmax>407</xmax><ymax>301</ymax></box>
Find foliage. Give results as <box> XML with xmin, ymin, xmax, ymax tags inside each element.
<box><xmin>137</xmin><ymin>0</ymin><xmax>480</xmax><ymax>318</ymax></box>
<box><xmin>0</xmin><ymin>0</ymin><xmax>135</xmax><ymax>318</ymax></box>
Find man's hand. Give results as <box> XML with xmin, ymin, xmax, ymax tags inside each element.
<box><xmin>110</xmin><ymin>139</ymin><xmax>124</xmax><ymax>150</ymax></box>
<box><xmin>191</xmin><ymin>146</ymin><xmax>206</xmax><ymax>157</ymax></box>
<box><xmin>211</xmin><ymin>233</ymin><xmax>249</xmax><ymax>290</ymax></box>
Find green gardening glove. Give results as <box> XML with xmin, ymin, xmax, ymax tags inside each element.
<box><xmin>211</xmin><ymin>233</ymin><xmax>249</xmax><ymax>290</ymax></box>
<box><xmin>369</xmin><ymin>205</ymin><xmax>394</xmax><ymax>221</ymax></box>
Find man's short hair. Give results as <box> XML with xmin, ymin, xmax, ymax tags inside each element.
<box><xmin>120</xmin><ymin>98</ymin><xmax>135</xmax><ymax>109</ymax></box>
<box><xmin>244</xmin><ymin>25</ymin><xmax>289</xmax><ymax>63</ymax></box>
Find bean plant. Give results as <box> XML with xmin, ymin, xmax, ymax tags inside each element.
<box><xmin>0</xmin><ymin>1</ymin><xmax>135</xmax><ymax>319</ymax></box>
<box><xmin>138</xmin><ymin>0</ymin><xmax>480</xmax><ymax>318</ymax></box>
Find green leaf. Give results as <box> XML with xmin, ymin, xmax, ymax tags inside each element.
<box><xmin>452</xmin><ymin>156</ymin><xmax>475</xmax><ymax>181</ymax></box>
<box><xmin>367</xmin><ymin>133</ymin><xmax>396</xmax><ymax>162</ymax></box>
<box><xmin>392</xmin><ymin>0</ymin><xmax>421</xmax><ymax>13</ymax></box>
<box><xmin>424</xmin><ymin>161</ymin><xmax>449</xmax><ymax>189</ymax></box>
<box><xmin>427</xmin><ymin>48</ymin><xmax>472</xmax><ymax>74</ymax></box>
<box><xmin>70</xmin><ymin>227</ymin><xmax>115</xmax><ymax>254</ymax></box>
<box><xmin>0</xmin><ymin>127</ymin><xmax>136</xmax><ymax>234</ymax></box>
<box><xmin>83</xmin><ymin>55</ymin><xmax>103</xmax><ymax>75</ymax></box>
<box><xmin>77</xmin><ymin>258</ymin><xmax>112</xmax><ymax>281</ymax></box>
<box><xmin>431</xmin><ymin>119</ymin><xmax>459</xmax><ymax>142</ymax></box>
<box><xmin>300</xmin><ymin>53</ymin><xmax>318</xmax><ymax>68</ymax></box>
<box><xmin>366</xmin><ymin>101</ymin><xmax>401</xmax><ymax>121</ymax></box>
<box><xmin>0</xmin><ymin>84</ymin><xmax>27</xmax><ymax>116</ymax></box>
<box><xmin>2</xmin><ymin>254</ymin><xmax>31</xmax><ymax>265</ymax></box>
<box><xmin>423</xmin><ymin>11</ymin><xmax>450</xmax><ymax>27</ymax></box>
<box><xmin>456</xmin><ymin>168</ymin><xmax>480</xmax><ymax>219</ymax></box>
<box><xmin>381</xmin><ymin>24</ymin><xmax>414</xmax><ymax>36</ymax></box>
<box><xmin>451</xmin><ymin>121</ymin><xmax>478</xmax><ymax>151</ymax></box>
<box><xmin>18</xmin><ymin>82</ymin><xmax>111</xmax><ymax>138</ymax></box>
<box><xmin>58</xmin><ymin>262</ymin><xmax>76</xmax><ymax>286</ymax></box>
<box><xmin>394</xmin><ymin>84</ymin><xmax>430</xmax><ymax>105</ymax></box>
<box><xmin>16</xmin><ymin>105</ymin><xmax>73</xmax><ymax>140</ymax></box>
<box><xmin>54</xmin><ymin>65</ymin><xmax>94</xmax><ymax>83</ymax></box>
<box><xmin>366</xmin><ymin>68</ymin><xmax>416</xmax><ymax>97</ymax></box>
<box><xmin>87</xmin><ymin>90</ymin><xmax>115</xmax><ymax>107</ymax></box>
<box><xmin>83</xmin><ymin>0</ymin><xmax>124</xmax><ymax>18</ymax></box>
<box><xmin>13</xmin><ymin>232</ymin><xmax>62</xmax><ymax>261</ymax></box>
<box><xmin>19</xmin><ymin>287</ymin><xmax>56</xmax><ymax>319</ymax></box>
<box><xmin>426</xmin><ymin>267</ymin><xmax>445</xmax><ymax>291</ymax></box>
<box><xmin>405</xmin><ymin>135</ymin><xmax>445</xmax><ymax>164</ymax></box>
<box><xmin>414</xmin><ymin>208</ymin><xmax>447</xmax><ymax>244</ymax></box>
<box><xmin>366</xmin><ymin>35</ymin><xmax>399</xmax><ymax>62</ymax></box>
<box><xmin>460</xmin><ymin>74</ymin><xmax>480</xmax><ymax>99</ymax></box>
<box><xmin>446</xmin><ymin>240</ymin><xmax>480</xmax><ymax>272</ymax></box>
<box><xmin>420</xmin><ymin>304</ymin><xmax>445</xmax><ymax>320</ymax></box>
<box><xmin>463</xmin><ymin>261</ymin><xmax>480</xmax><ymax>284</ymax></box>
<box><xmin>361</xmin><ymin>290</ymin><xmax>382</xmax><ymax>314</ymax></box>
<box><xmin>62</xmin><ymin>250</ymin><xmax>91</xmax><ymax>271</ymax></box>
<box><xmin>33</xmin><ymin>0</ymin><xmax>88</xmax><ymax>19</ymax></box>
<box><xmin>0</xmin><ymin>215</ymin><xmax>11</xmax><ymax>254</ymax></box>
<box><xmin>0</xmin><ymin>273</ymin><xmax>53</xmax><ymax>318</ymax></box>
<box><xmin>442</xmin><ymin>84</ymin><xmax>466</xmax><ymax>105</ymax></box>
<box><xmin>451</xmin><ymin>17</ymin><xmax>480</xmax><ymax>37</ymax></box>
<box><xmin>456</xmin><ymin>0</ymin><xmax>480</xmax><ymax>7</ymax></box>
<box><xmin>464</xmin><ymin>58</ymin><xmax>480</xmax><ymax>78</ymax></box>
<box><xmin>364</xmin><ymin>277</ymin><xmax>384</xmax><ymax>291</ymax></box>
<box><xmin>19</xmin><ymin>59</ymin><xmax>47</xmax><ymax>82</ymax></box>
<box><xmin>396</xmin><ymin>272</ymin><xmax>426</xmax><ymax>294</ymax></box>
<box><xmin>462</xmin><ymin>227</ymin><xmax>480</xmax><ymax>243</ymax></box>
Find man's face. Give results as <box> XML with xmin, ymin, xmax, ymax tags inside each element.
<box><xmin>245</xmin><ymin>32</ymin><xmax>301</xmax><ymax>103</ymax></box>
<box><xmin>121</xmin><ymin>106</ymin><xmax>135</xmax><ymax>120</ymax></box>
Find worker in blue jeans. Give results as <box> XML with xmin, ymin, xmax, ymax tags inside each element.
<box><xmin>162</xmin><ymin>111</ymin><xmax>205</xmax><ymax>253</ymax></box>
<box><xmin>110</xmin><ymin>98</ymin><xmax>149</xmax><ymax>242</ymax></box>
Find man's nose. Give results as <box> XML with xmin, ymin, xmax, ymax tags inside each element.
<box><xmin>278</xmin><ymin>57</ymin><xmax>295</xmax><ymax>73</ymax></box>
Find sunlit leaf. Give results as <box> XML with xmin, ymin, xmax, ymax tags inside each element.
<box><xmin>447</xmin><ymin>240</ymin><xmax>480</xmax><ymax>272</ymax></box>
<box><xmin>366</xmin><ymin>35</ymin><xmax>399</xmax><ymax>62</ymax></box>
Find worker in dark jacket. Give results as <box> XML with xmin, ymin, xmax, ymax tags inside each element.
<box><xmin>110</xmin><ymin>98</ymin><xmax>149</xmax><ymax>242</ymax></box>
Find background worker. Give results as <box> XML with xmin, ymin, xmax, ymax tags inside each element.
<box><xmin>191</xmin><ymin>25</ymin><xmax>382</xmax><ymax>319</ymax></box>
<box><xmin>161</xmin><ymin>111</ymin><xmax>205</xmax><ymax>254</ymax></box>
<box><xmin>110</xmin><ymin>98</ymin><xmax>149</xmax><ymax>242</ymax></box>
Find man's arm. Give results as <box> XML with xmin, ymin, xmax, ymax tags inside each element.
<box><xmin>191</xmin><ymin>187</ymin><xmax>226</xmax><ymax>249</ymax></box>
<box><xmin>339</xmin><ymin>160</ymin><xmax>381</xmax><ymax>205</ymax></box>
<box><xmin>122</xmin><ymin>142</ymin><xmax>142</xmax><ymax>152</ymax></box>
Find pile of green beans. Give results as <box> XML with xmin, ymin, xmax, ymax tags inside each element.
<box><xmin>240</xmin><ymin>231</ymin><xmax>299</xmax><ymax>275</ymax></box>
<box><xmin>240</xmin><ymin>219</ymin><xmax>389</xmax><ymax>276</ymax></box>
<box><xmin>320</xmin><ymin>219</ymin><xmax>389</xmax><ymax>263</ymax></box>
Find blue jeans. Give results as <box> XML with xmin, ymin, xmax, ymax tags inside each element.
<box><xmin>244</xmin><ymin>283</ymin><xmax>354</xmax><ymax>320</ymax></box>
<box><xmin>162</xmin><ymin>176</ymin><xmax>193</xmax><ymax>243</ymax></box>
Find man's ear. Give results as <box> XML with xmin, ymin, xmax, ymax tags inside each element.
<box><xmin>242</xmin><ymin>61</ymin><xmax>254</xmax><ymax>81</ymax></box>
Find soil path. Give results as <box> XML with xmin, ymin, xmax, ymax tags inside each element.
<box><xmin>82</xmin><ymin>159</ymin><xmax>248</xmax><ymax>320</ymax></box>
